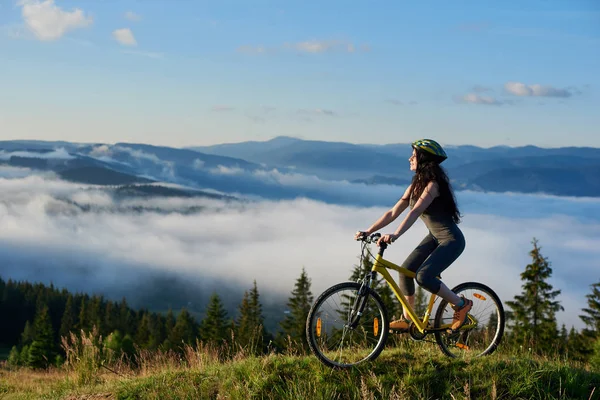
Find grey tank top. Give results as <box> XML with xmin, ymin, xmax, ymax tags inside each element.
<box><xmin>410</xmin><ymin>195</ymin><xmax>463</xmax><ymax>243</ymax></box>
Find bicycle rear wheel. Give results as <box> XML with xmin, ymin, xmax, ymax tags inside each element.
<box><xmin>306</xmin><ymin>282</ymin><xmax>389</xmax><ymax>368</ymax></box>
<box><xmin>434</xmin><ymin>282</ymin><xmax>505</xmax><ymax>358</ymax></box>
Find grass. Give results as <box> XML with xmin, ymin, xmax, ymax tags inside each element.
<box><xmin>1</xmin><ymin>341</ymin><xmax>599</xmax><ymax>400</ymax></box>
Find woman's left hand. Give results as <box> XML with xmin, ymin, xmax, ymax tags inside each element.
<box><xmin>377</xmin><ymin>234</ymin><xmax>398</xmax><ymax>246</ymax></box>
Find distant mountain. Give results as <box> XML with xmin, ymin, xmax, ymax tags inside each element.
<box><xmin>471</xmin><ymin>165</ymin><xmax>600</xmax><ymax>197</ymax></box>
<box><xmin>58</xmin><ymin>166</ymin><xmax>154</xmax><ymax>185</ymax></box>
<box><xmin>187</xmin><ymin>137</ymin><xmax>600</xmax><ymax>197</ymax></box>
<box><xmin>3</xmin><ymin>138</ymin><xmax>600</xmax><ymax>200</ymax></box>
<box><xmin>190</xmin><ymin>136</ymin><xmax>414</xmax><ymax>180</ymax></box>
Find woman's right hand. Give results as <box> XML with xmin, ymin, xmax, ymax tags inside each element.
<box><xmin>354</xmin><ymin>231</ymin><xmax>370</xmax><ymax>240</ymax></box>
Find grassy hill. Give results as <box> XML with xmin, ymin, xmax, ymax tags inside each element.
<box><xmin>1</xmin><ymin>342</ymin><xmax>598</xmax><ymax>399</ymax></box>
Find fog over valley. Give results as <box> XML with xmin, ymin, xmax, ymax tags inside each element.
<box><xmin>0</xmin><ymin>166</ymin><xmax>598</xmax><ymax>331</ymax></box>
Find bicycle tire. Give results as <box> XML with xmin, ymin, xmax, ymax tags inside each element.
<box><xmin>434</xmin><ymin>281</ymin><xmax>505</xmax><ymax>358</ymax></box>
<box><xmin>306</xmin><ymin>281</ymin><xmax>389</xmax><ymax>368</ymax></box>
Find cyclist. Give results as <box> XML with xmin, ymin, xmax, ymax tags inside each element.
<box><xmin>355</xmin><ymin>138</ymin><xmax>472</xmax><ymax>332</ymax></box>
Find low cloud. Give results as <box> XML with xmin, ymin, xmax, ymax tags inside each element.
<box><xmin>124</xmin><ymin>11</ymin><xmax>141</xmax><ymax>22</ymax></box>
<box><xmin>17</xmin><ymin>0</ymin><xmax>93</xmax><ymax>41</ymax></box>
<box><xmin>121</xmin><ymin>50</ymin><xmax>164</xmax><ymax>59</ymax></box>
<box><xmin>0</xmin><ymin>148</ymin><xmax>74</xmax><ymax>160</ymax></box>
<box><xmin>0</xmin><ymin>173</ymin><xmax>598</xmax><ymax>331</ymax></box>
<box><xmin>297</xmin><ymin>108</ymin><xmax>336</xmax><ymax>116</ymax></box>
<box><xmin>504</xmin><ymin>81</ymin><xmax>575</xmax><ymax>98</ymax></box>
<box><xmin>237</xmin><ymin>40</ymin><xmax>370</xmax><ymax>55</ymax></box>
<box><xmin>386</xmin><ymin>99</ymin><xmax>418</xmax><ymax>106</ymax></box>
<box><xmin>472</xmin><ymin>85</ymin><xmax>493</xmax><ymax>93</ymax></box>
<box><xmin>112</xmin><ymin>28</ymin><xmax>137</xmax><ymax>46</ymax></box>
<box><xmin>457</xmin><ymin>93</ymin><xmax>505</xmax><ymax>105</ymax></box>
<box><xmin>210</xmin><ymin>165</ymin><xmax>245</xmax><ymax>175</ymax></box>
<box><xmin>211</xmin><ymin>105</ymin><xmax>235</xmax><ymax>112</ymax></box>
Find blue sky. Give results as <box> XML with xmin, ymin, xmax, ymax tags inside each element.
<box><xmin>1</xmin><ymin>0</ymin><xmax>599</xmax><ymax>148</ymax></box>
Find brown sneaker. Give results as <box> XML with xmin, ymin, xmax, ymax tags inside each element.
<box><xmin>389</xmin><ymin>318</ymin><xmax>410</xmax><ymax>332</ymax></box>
<box><xmin>450</xmin><ymin>296</ymin><xmax>473</xmax><ymax>331</ymax></box>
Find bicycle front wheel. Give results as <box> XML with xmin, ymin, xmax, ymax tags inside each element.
<box><xmin>434</xmin><ymin>282</ymin><xmax>505</xmax><ymax>358</ymax></box>
<box><xmin>306</xmin><ymin>282</ymin><xmax>389</xmax><ymax>368</ymax></box>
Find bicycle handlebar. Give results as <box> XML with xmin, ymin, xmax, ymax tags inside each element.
<box><xmin>356</xmin><ymin>232</ymin><xmax>383</xmax><ymax>244</ymax></box>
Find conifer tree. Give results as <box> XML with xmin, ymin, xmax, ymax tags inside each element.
<box><xmin>28</xmin><ymin>305</ymin><xmax>54</xmax><ymax>368</ymax></box>
<box><xmin>506</xmin><ymin>238</ymin><xmax>563</xmax><ymax>354</ymax></box>
<box><xmin>161</xmin><ymin>308</ymin><xmax>176</xmax><ymax>351</ymax></box>
<box><xmin>168</xmin><ymin>308</ymin><xmax>197</xmax><ymax>350</ymax></box>
<box><xmin>280</xmin><ymin>268</ymin><xmax>313</xmax><ymax>351</ymax></box>
<box><xmin>567</xmin><ymin>326</ymin><xmax>587</xmax><ymax>362</ymax></box>
<box><xmin>580</xmin><ymin>281</ymin><xmax>600</xmax><ymax>338</ymax></box>
<box><xmin>200</xmin><ymin>294</ymin><xmax>230</xmax><ymax>345</ymax></box>
<box><xmin>7</xmin><ymin>346</ymin><xmax>21</xmax><ymax>367</ymax></box>
<box><xmin>21</xmin><ymin>321</ymin><xmax>34</xmax><ymax>346</ymax></box>
<box><xmin>135</xmin><ymin>313</ymin><xmax>151</xmax><ymax>349</ymax></box>
<box><xmin>147</xmin><ymin>313</ymin><xmax>165</xmax><ymax>350</ymax></box>
<box><xmin>101</xmin><ymin>301</ymin><xmax>112</xmax><ymax>336</ymax></box>
<box><xmin>77</xmin><ymin>297</ymin><xmax>88</xmax><ymax>332</ymax></box>
<box><xmin>236</xmin><ymin>281</ymin><xmax>269</xmax><ymax>354</ymax></box>
<box><xmin>59</xmin><ymin>295</ymin><xmax>75</xmax><ymax>339</ymax></box>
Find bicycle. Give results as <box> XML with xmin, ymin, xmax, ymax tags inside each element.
<box><xmin>306</xmin><ymin>232</ymin><xmax>505</xmax><ymax>368</ymax></box>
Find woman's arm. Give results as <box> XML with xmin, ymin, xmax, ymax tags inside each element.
<box><xmin>363</xmin><ymin>185</ymin><xmax>412</xmax><ymax>235</ymax></box>
<box><xmin>377</xmin><ymin>181</ymin><xmax>439</xmax><ymax>244</ymax></box>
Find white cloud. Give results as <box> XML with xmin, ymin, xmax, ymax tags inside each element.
<box><xmin>297</xmin><ymin>108</ymin><xmax>337</xmax><ymax>116</ymax></box>
<box><xmin>17</xmin><ymin>0</ymin><xmax>93</xmax><ymax>41</ymax></box>
<box><xmin>210</xmin><ymin>165</ymin><xmax>245</xmax><ymax>175</ymax></box>
<box><xmin>124</xmin><ymin>11</ymin><xmax>141</xmax><ymax>22</ymax></box>
<box><xmin>0</xmin><ymin>148</ymin><xmax>74</xmax><ymax>160</ymax></box>
<box><xmin>286</xmin><ymin>39</ymin><xmax>367</xmax><ymax>54</ymax></box>
<box><xmin>112</xmin><ymin>28</ymin><xmax>137</xmax><ymax>46</ymax></box>
<box><xmin>211</xmin><ymin>105</ymin><xmax>235</xmax><ymax>112</ymax></box>
<box><xmin>193</xmin><ymin>159</ymin><xmax>205</xmax><ymax>170</ymax></box>
<box><xmin>458</xmin><ymin>93</ymin><xmax>504</xmax><ymax>105</ymax></box>
<box><xmin>237</xmin><ymin>40</ymin><xmax>369</xmax><ymax>55</ymax></box>
<box><xmin>504</xmin><ymin>81</ymin><xmax>574</xmax><ymax>98</ymax></box>
<box><xmin>0</xmin><ymin>173</ymin><xmax>598</xmax><ymax>331</ymax></box>
<box><xmin>121</xmin><ymin>50</ymin><xmax>164</xmax><ymax>59</ymax></box>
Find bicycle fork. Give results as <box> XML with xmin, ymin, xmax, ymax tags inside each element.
<box><xmin>348</xmin><ymin>272</ymin><xmax>376</xmax><ymax>329</ymax></box>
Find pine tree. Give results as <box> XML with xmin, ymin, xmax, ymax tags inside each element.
<box><xmin>28</xmin><ymin>305</ymin><xmax>55</xmax><ymax>368</ymax></box>
<box><xmin>20</xmin><ymin>321</ymin><xmax>34</xmax><ymax>346</ymax></box>
<box><xmin>7</xmin><ymin>346</ymin><xmax>21</xmax><ymax>367</ymax></box>
<box><xmin>161</xmin><ymin>308</ymin><xmax>176</xmax><ymax>351</ymax></box>
<box><xmin>168</xmin><ymin>308</ymin><xmax>197</xmax><ymax>350</ymax></box>
<box><xmin>200</xmin><ymin>294</ymin><xmax>230</xmax><ymax>345</ymax></box>
<box><xmin>135</xmin><ymin>313</ymin><xmax>151</xmax><ymax>349</ymax></box>
<box><xmin>580</xmin><ymin>281</ymin><xmax>600</xmax><ymax>338</ymax></box>
<box><xmin>505</xmin><ymin>238</ymin><xmax>563</xmax><ymax>355</ymax></box>
<box><xmin>59</xmin><ymin>295</ymin><xmax>75</xmax><ymax>340</ymax></box>
<box><xmin>280</xmin><ymin>268</ymin><xmax>313</xmax><ymax>352</ymax></box>
<box><xmin>77</xmin><ymin>297</ymin><xmax>88</xmax><ymax>332</ymax></box>
<box><xmin>567</xmin><ymin>326</ymin><xmax>587</xmax><ymax>362</ymax></box>
<box><xmin>236</xmin><ymin>281</ymin><xmax>269</xmax><ymax>354</ymax></box>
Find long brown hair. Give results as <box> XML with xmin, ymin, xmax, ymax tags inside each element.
<box><xmin>409</xmin><ymin>148</ymin><xmax>461</xmax><ymax>224</ymax></box>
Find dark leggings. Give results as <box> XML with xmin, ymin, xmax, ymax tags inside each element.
<box><xmin>398</xmin><ymin>231</ymin><xmax>466</xmax><ymax>296</ymax></box>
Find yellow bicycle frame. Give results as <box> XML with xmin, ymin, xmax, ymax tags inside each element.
<box><xmin>372</xmin><ymin>254</ymin><xmax>474</xmax><ymax>334</ymax></box>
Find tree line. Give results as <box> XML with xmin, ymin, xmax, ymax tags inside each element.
<box><xmin>1</xmin><ymin>238</ymin><xmax>599</xmax><ymax>369</ymax></box>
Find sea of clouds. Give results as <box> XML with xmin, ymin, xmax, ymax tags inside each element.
<box><xmin>0</xmin><ymin>165</ymin><xmax>599</xmax><ymax>330</ymax></box>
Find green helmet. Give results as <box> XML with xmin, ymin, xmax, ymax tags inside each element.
<box><xmin>412</xmin><ymin>139</ymin><xmax>448</xmax><ymax>161</ymax></box>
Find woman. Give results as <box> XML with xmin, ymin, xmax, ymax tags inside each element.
<box><xmin>355</xmin><ymin>138</ymin><xmax>471</xmax><ymax>332</ymax></box>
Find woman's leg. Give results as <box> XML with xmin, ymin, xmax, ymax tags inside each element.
<box><xmin>413</xmin><ymin>232</ymin><xmax>472</xmax><ymax>330</ymax></box>
<box><xmin>413</xmin><ymin>235</ymin><xmax>465</xmax><ymax>299</ymax></box>
<box><xmin>398</xmin><ymin>233</ymin><xmax>438</xmax><ymax>320</ymax></box>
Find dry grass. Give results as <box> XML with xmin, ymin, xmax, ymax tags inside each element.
<box><xmin>1</xmin><ymin>337</ymin><xmax>598</xmax><ymax>400</ymax></box>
